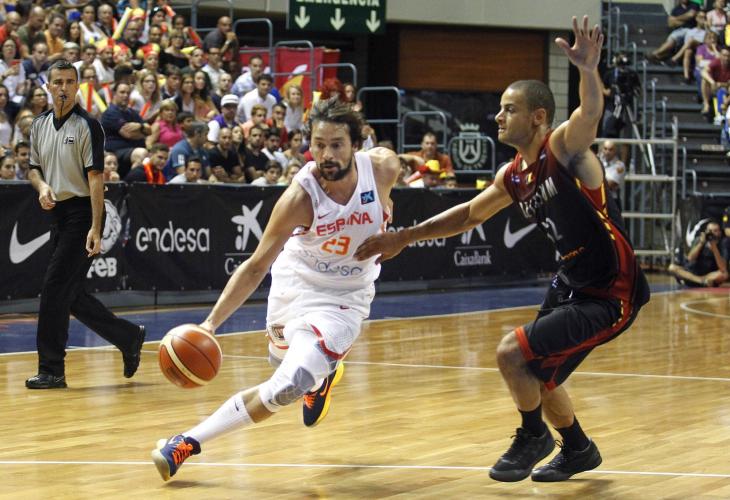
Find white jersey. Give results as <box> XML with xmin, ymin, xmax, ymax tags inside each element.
<box><xmin>271</xmin><ymin>151</ymin><xmax>385</xmax><ymax>291</ymax></box>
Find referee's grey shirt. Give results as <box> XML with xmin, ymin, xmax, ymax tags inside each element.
<box><xmin>29</xmin><ymin>104</ymin><xmax>106</xmax><ymax>201</ymax></box>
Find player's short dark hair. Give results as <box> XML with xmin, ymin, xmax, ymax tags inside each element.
<box><xmin>305</xmin><ymin>96</ymin><xmax>363</xmax><ymax>148</ymax></box>
<box><xmin>507</xmin><ymin>79</ymin><xmax>556</xmax><ymax>126</ymax></box>
<box><xmin>48</xmin><ymin>59</ymin><xmax>78</xmax><ymax>83</ymax></box>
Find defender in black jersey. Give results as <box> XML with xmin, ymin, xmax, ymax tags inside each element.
<box><xmin>356</xmin><ymin>16</ymin><xmax>649</xmax><ymax>483</ymax></box>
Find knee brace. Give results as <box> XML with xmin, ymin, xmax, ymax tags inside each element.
<box><xmin>259</xmin><ymin>366</ymin><xmax>316</xmax><ymax>410</ymax></box>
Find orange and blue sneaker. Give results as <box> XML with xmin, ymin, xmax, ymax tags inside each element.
<box><xmin>151</xmin><ymin>434</ymin><xmax>200</xmax><ymax>481</ymax></box>
<box><xmin>303</xmin><ymin>362</ymin><xmax>345</xmax><ymax>427</ymax></box>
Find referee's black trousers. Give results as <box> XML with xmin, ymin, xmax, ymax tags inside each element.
<box><xmin>36</xmin><ymin>197</ymin><xmax>139</xmax><ymax>376</ymax></box>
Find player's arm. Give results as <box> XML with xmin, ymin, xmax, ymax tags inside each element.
<box><xmin>369</xmin><ymin>147</ymin><xmax>400</xmax><ymax>200</ymax></box>
<box><xmin>355</xmin><ymin>165</ymin><xmax>512</xmax><ymax>262</ymax></box>
<box><xmin>200</xmin><ymin>182</ymin><xmax>313</xmax><ymax>333</ymax></box>
<box><xmin>550</xmin><ymin>16</ymin><xmax>604</xmax><ymax>176</ymax></box>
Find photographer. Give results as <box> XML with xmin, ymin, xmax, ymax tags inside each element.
<box><xmin>602</xmin><ymin>52</ymin><xmax>641</xmax><ymax>140</ymax></box>
<box><xmin>668</xmin><ymin>220</ymin><xmax>729</xmax><ymax>287</ymax></box>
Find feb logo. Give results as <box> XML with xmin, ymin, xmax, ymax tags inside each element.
<box><xmin>448</xmin><ymin>123</ymin><xmax>488</xmax><ymax>171</ymax></box>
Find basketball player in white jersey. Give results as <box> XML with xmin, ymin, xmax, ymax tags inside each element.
<box><xmin>152</xmin><ymin>97</ymin><xmax>400</xmax><ymax>481</ymax></box>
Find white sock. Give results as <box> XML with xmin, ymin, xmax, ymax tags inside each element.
<box><xmin>184</xmin><ymin>392</ymin><xmax>252</xmax><ymax>444</ymax></box>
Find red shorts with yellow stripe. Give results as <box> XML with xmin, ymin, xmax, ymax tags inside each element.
<box><xmin>515</xmin><ymin>276</ymin><xmax>641</xmax><ymax>390</ymax></box>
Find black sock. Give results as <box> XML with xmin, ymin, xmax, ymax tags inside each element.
<box><xmin>556</xmin><ymin>416</ymin><xmax>590</xmax><ymax>451</ymax></box>
<box><xmin>519</xmin><ymin>404</ymin><xmax>547</xmax><ymax>436</ymax></box>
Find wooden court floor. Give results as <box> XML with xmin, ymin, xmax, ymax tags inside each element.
<box><xmin>2</xmin><ymin>287</ymin><xmax>730</xmax><ymax>499</ymax></box>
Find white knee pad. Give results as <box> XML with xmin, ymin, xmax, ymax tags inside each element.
<box><xmin>258</xmin><ymin>329</ymin><xmax>335</xmax><ymax>412</ymax></box>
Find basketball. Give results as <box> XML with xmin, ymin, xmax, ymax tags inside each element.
<box><xmin>158</xmin><ymin>324</ymin><xmax>222</xmax><ymax>388</ymax></box>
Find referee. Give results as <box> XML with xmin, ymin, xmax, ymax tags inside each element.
<box><xmin>25</xmin><ymin>60</ymin><xmax>145</xmax><ymax>389</ymax></box>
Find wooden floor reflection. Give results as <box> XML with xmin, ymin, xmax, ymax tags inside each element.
<box><xmin>2</xmin><ymin>288</ymin><xmax>730</xmax><ymax>499</ymax></box>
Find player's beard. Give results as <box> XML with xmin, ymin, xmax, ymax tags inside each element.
<box><xmin>318</xmin><ymin>156</ymin><xmax>353</xmax><ymax>182</ymax></box>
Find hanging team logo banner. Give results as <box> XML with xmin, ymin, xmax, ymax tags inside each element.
<box><xmin>448</xmin><ymin>123</ymin><xmax>490</xmax><ymax>171</ymax></box>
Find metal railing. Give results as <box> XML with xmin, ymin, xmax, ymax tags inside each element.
<box><xmin>356</xmin><ymin>86</ymin><xmax>402</xmax><ymax>148</ymax></box>
<box><xmin>232</xmin><ymin>18</ymin><xmax>275</xmax><ymax>65</ymax></box>
<box><xmin>399</xmin><ymin>111</ymin><xmax>448</xmax><ymax>154</ymax></box>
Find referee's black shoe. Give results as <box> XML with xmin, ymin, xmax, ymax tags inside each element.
<box><xmin>489</xmin><ymin>427</ymin><xmax>555</xmax><ymax>482</ymax></box>
<box><xmin>25</xmin><ymin>373</ymin><xmax>67</xmax><ymax>389</ymax></box>
<box><xmin>531</xmin><ymin>439</ymin><xmax>602</xmax><ymax>482</ymax></box>
<box><xmin>123</xmin><ymin>326</ymin><xmax>146</xmax><ymax>378</ymax></box>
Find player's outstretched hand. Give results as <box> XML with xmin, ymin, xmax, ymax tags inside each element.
<box><xmin>555</xmin><ymin>15</ymin><xmax>603</xmax><ymax>72</ymax></box>
<box><xmin>354</xmin><ymin>231</ymin><xmax>408</xmax><ymax>264</ymax></box>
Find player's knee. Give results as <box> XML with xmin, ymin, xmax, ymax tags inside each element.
<box><xmin>265</xmin><ymin>367</ymin><xmax>316</xmax><ymax>407</ymax></box>
<box><xmin>496</xmin><ymin>332</ymin><xmax>521</xmax><ymax>368</ymax></box>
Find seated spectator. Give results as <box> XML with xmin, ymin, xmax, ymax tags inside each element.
<box><xmin>13</xmin><ymin>140</ymin><xmax>30</xmax><ymax>180</ymax></box>
<box><xmin>647</xmin><ymin>0</ymin><xmax>700</xmax><ymax>63</ymax></box>
<box><xmin>45</xmin><ymin>13</ymin><xmax>67</xmax><ymax>62</ymax></box>
<box><xmin>74</xmin><ymin>43</ymin><xmax>97</xmax><ymax>73</ymax></box>
<box><xmin>0</xmin><ymin>102</ymin><xmax>12</xmax><ymax>149</ymax></box>
<box><xmin>125</xmin><ymin>143</ymin><xmax>170</xmax><ymax>183</ymax></box>
<box><xmin>65</xmin><ymin>21</ymin><xmax>83</xmax><ymax>50</ymax></box>
<box><xmin>0</xmin><ymin>154</ymin><xmax>17</xmax><ymax>180</ymax></box>
<box><xmin>183</xmin><ymin>47</ymin><xmax>206</xmax><ymax>75</ymax></box>
<box><xmin>177</xmin><ymin>111</ymin><xmax>195</xmax><ymax>135</ymax></box>
<box><xmin>283</xmin><ymin>84</ymin><xmax>304</xmax><ymax>132</ymax></box>
<box><xmin>174</xmin><ymin>73</ymin><xmax>197</xmax><ymax>115</ymax></box>
<box><xmin>0</xmin><ymin>84</ymin><xmax>19</xmax><ymax>126</ymax></box>
<box><xmin>0</xmin><ymin>12</ymin><xmax>25</xmax><ymax>58</ymax></box>
<box><xmin>598</xmin><ymin>139</ymin><xmax>626</xmax><ymax>223</ymax></box>
<box><xmin>148</xmin><ymin>99</ymin><xmax>184</xmax><ymax>149</ymax></box>
<box><xmin>408</xmin><ymin>131</ymin><xmax>453</xmax><ymax>172</ymax></box>
<box><xmin>266</xmin><ymin>103</ymin><xmax>288</xmax><ymax>144</ymax></box>
<box><xmin>202</xmin><ymin>46</ymin><xmax>224</xmax><ymax>90</ymax></box>
<box><xmin>262</xmin><ymin>127</ymin><xmax>287</xmax><ymax>167</ymax></box>
<box><xmin>691</xmin><ymin>30</ymin><xmax>719</xmax><ymax>84</ymax></box>
<box><xmin>164</xmin><ymin>121</ymin><xmax>210</xmax><ymax>180</ymax></box>
<box><xmin>161</xmin><ymin>65</ymin><xmax>182</xmax><ymax>99</ymax></box>
<box><xmin>17</xmin><ymin>6</ymin><xmax>46</xmax><ymax>53</ymax></box>
<box><xmin>241</xmin><ymin>103</ymin><xmax>268</xmax><ymax>138</ymax></box>
<box><xmin>101</xmin><ymin>82</ymin><xmax>150</xmax><ymax>178</ymax></box>
<box><xmin>79</xmin><ymin>4</ymin><xmax>106</xmax><ymax>45</ymax></box>
<box><xmin>24</xmin><ymin>85</ymin><xmax>50</xmax><ymax>116</ymax></box>
<box><xmin>129</xmin><ymin>68</ymin><xmax>162</xmax><ymax>123</ymax></box>
<box><xmin>12</xmin><ymin>110</ymin><xmax>33</xmax><ymax>146</ymax></box>
<box><xmin>232</xmin><ymin>54</ymin><xmax>267</xmax><ymax>96</ymax></box>
<box><xmin>103</xmin><ymin>152</ymin><xmax>120</xmax><ymax>182</ymax></box>
<box><xmin>701</xmin><ymin>46</ymin><xmax>730</xmax><ymax>118</ymax></box>
<box><xmin>207</xmin><ymin>127</ymin><xmax>244</xmax><ymax>183</ymax></box>
<box><xmin>282</xmin><ymin>129</ymin><xmax>306</xmax><ymax>166</ymax></box>
<box><xmin>668</xmin><ymin>220</ymin><xmax>729</xmax><ymax>286</ymax></box>
<box><xmin>238</xmin><ymin>73</ymin><xmax>275</xmax><ymax>122</ymax></box>
<box><xmin>95</xmin><ymin>3</ymin><xmax>115</xmax><ymax>39</ymax></box>
<box><xmin>243</xmin><ymin>124</ymin><xmax>268</xmax><ymax>181</ymax></box>
<box><xmin>211</xmin><ymin>71</ymin><xmax>232</xmax><ymax>109</ymax></box>
<box><xmin>342</xmin><ymin>82</ymin><xmax>363</xmax><ymax>112</ymax></box>
<box><xmin>22</xmin><ymin>42</ymin><xmax>50</xmax><ymax>91</ymax></box>
<box><xmin>251</xmin><ymin>160</ymin><xmax>283</xmax><ymax>186</ymax></box>
<box><xmin>0</xmin><ymin>38</ymin><xmax>27</xmax><ymax>100</ymax></box>
<box><xmin>160</xmin><ymin>29</ymin><xmax>189</xmax><ymax>70</ymax></box>
<box><xmin>408</xmin><ymin>159</ymin><xmax>443</xmax><ymax>188</ymax></box>
<box><xmin>169</xmin><ymin>155</ymin><xmax>206</xmax><ymax>184</ymax></box>
<box><xmin>207</xmin><ymin>94</ymin><xmax>240</xmax><ymax>143</ymax></box>
<box><xmin>278</xmin><ymin>159</ymin><xmax>301</xmax><ymax>185</ymax></box>
<box><xmin>440</xmin><ymin>173</ymin><xmax>458</xmax><ymax>189</ymax></box>
<box><xmin>93</xmin><ymin>40</ymin><xmax>115</xmax><ymax>85</ymax></box>
<box><xmin>192</xmin><ymin>69</ymin><xmax>218</xmax><ymax>121</ymax></box>
<box><xmin>203</xmin><ymin>16</ymin><xmax>238</xmax><ymax>64</ymax></box>
<box><xmin>668</xmin><ymin>10</ymin><xmax>707</xmax><ymax>68</ymax></box>
<box><xmin>77</xmin><ymin>65</ymin><xmax>105</xmax><ymax>119</ymax></box>
<box><xmin>706</xmin><ymin>0</ymin><xmax>727</xmax><ymax>38</ymax></box>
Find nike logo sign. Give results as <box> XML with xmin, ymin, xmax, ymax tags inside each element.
<box><xmin>317</xmin><ymin>212</ymin><xmax>331</xmax><ymax>219</ymax></box>
<box><xmin>503</xmin><ymin>218</ymin><xmax>537</xmax><ymax>249</ymax></box>
<box><xmin>318</xmin><ymin>377</ymin><xmax>330</xmax><ymax>396</ymax></box>
<box><xmin>9</xmin><ymin>223</ymin><xmax>51</xmax><ymax>264</ymax></box>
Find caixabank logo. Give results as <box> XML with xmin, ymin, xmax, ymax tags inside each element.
<box><xmin>224</xmin><ymin>201</ymin><xmax>264</xmax><ymax>275</ymax></box>
<box><xmin>454</xmin><ymin>224</ymin><xmax>492</xmax><ymax>267</ymax></box>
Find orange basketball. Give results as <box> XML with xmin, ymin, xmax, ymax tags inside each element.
<box><xmin>158</xmin><ymin>324</ymin><xmax>222</xmax><ymax>388</ymax></box>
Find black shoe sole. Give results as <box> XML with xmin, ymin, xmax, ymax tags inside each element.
<box><xmin>531</xmin><ymin>445</ymin><xmax>602</xmax><ymax>482</ymax></box>
<box><xmin>489</xmin><ymin>434</ymin><xmax>556</xmax><ymax>482</ymax></box>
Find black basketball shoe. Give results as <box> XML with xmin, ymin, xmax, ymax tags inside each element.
<box><xmin>531</xmin><ymin>439</ymin><xmax>602</xmax><ymax>482</ymax></box>
<box><xmin>123</xmin><ymin>326</ymin><xmax>146</xmax><ymax>378</ymax></box>
<box><xmin>25</xmin><ymin>373</ymin><xmax>67</xmax><ymax>389</ymax></box>
<box><xmin>489</xmin><ymin>428</ymin><xmax>555</xmax><ymax>482</ymax></box>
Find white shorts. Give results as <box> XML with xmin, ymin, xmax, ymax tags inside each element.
<box><xmin>266</xmin><ymin>269</ymin><xmax>375</xmax><ymax>359</ymax></box>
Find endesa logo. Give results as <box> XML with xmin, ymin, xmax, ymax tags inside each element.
<box><xmin>315</xmin><ymin>211</ymin><xmax>373</xmax><ymax>236</ymax></box>
<box><xmin>135</xmin><ymin>221</ymin><xmax>210</xmax><ymax>253</ymax></box>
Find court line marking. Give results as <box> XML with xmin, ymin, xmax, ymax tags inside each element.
<box><xmin>0</xmin><ymin>459</ymin><xmax>727</xmax><ymax>479</ymax></box>
<box><xmin>679</xmin><ymin>296</ymin><xmax>730</xmax><ymax>320</ymax></box>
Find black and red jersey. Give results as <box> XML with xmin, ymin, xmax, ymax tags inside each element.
<box><xmin>502</xmin><ymin>132</ymin><xmax>640</xmax><ymax>304</ymax></box>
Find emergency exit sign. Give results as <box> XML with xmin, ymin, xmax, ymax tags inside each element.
<box><xmin>287</xmin><ymin>0</ymin><xmax>386</xmax><ymax>35</ymax></box>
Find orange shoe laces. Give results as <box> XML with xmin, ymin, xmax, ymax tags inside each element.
<box><xmin>303</xmin><ymin>392</ymin><xmax>315</xmax><ymax>409</ymax></box>
<box><xmin>172</xmin><ymin>441</ymin><xmax>193</xmax><ymax>465</ymax></box>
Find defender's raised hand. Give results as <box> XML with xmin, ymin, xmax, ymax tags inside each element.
<box><xmin>555</xmin><ymin>16</ymin><xmax>604</xmax><ymax>72</ymax></box>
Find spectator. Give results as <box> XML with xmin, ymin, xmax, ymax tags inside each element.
<box><xmin>13</xmin><ymin>112</ymin><xmax>34</xmax><ymax>147</ymax></box>
<box><xmin>184</xmin><ymin>47</ymin><xmax>205</xmax><ymax>74</ymax></box>
<box><xmin>282</xmin><ymin>129</ymin><xmax>306</xmax><ymax>166</ymax></box>
<box><xmin>192</xmin><ymin>69</ymin><xmax>218</xmax><ymax>121</ymax></box>
<box><xmin>706</xmin><ymin>0</ymin><xmax>727</xmax><ymax>37</ymax></box>
<box><xmin>160</xmin><ymin>29</ymin><xmax>188</xmax><ymax>70</ymax></box>
<box><xmin>125</xmin><ymin>143</ymin><xmax>170</xmax><ymax>183</ymax></box>
<box><xmin>701</xmin><ymin>45</ymin><xmax>730</xmax><ymax>118</ymax></box>
<box><xmin>599</xmin><ymin>140</ymin><xmax>626</xmax><ymax>223</ymax></box>
<box><xmin>74</xmin><ymin>43</ymin><xmax>97</xmax><ymax>72</ymax></box>
<box><xmin>144</xmin><ymin>7</ymin><xmax>169</xmax><ymax>43</ymax></box>
<box><xmin>0</xmin><ymin>38</ymin><xmax>27</xmax><ymax>100</ymax></box>
<box><xmin>0</xmin><ymin>154</ymin><xmax>16</xmax><ymax>180</ymax></box>
<box><xmin>250</xmin><ymin>160</ymin><xmax>282</xmax><ymax>186</ymax></box>
<box><xmin>101</xmin><ymin>81</ymin><xmax>150</xmax><ymax>178</ymax></box>
<box><xmin>147</xmin><ymin>99</ymin><xmax>183</xmax><ymax>149</ymax></box>
<box><xmin>647</xmin><ymin>0</ymin><xmax>700</xmax><ymax>63</ymax></box>
<box><xmin>408</xmin><ymin>159</ymin><xmax>443</xmax><ymax>188</ymax></box>
<box><xmin>169</xmin><ymin>155</ymin><xmax>206</xmax><ymax>184</ymax></box>
<box><xmin>66</xmin><ymin>20</ymin><xmax>83</xmax><ymax>49</ymax></box>
<box><xmin>404</xmin><ymin>131</ymin><xmax>454</xmax><ymax>180</ymax></box>
<box><xmin>174</xmin><ymin>72</ymin><xmax>196</xmax><ymax>114</ymax></box>
<box><xmin>16</xmin><ymin>6</ymin><xmax>46</xmax><ymax>51</ymax></box>
<box><xmin>207</xmin><ymin>127</ymin><xmax>244</xmax><ymax>183</ymax></box>
<box><xmin>207</xmin><ymin>93</ymin><xmax>240</xmax><ymax>143</ymax></box>
<box><xmin>668</xmin><ymin>10</ymin><xmax>707</xmax><ymax>67</ymax></box>
<box><xmin>129</xmin><ymin>68</ymin><xmax>162</xmax><ymax>123</ymax></box>
<box><xmin>232</xmin><ymin>54</ymin><xmax>266</xmax><ymax>96</ymax></box>
<box><xmin>441</xmin><ymin>173</ymin><xmax>458</xmax><ymax>189</ymax></box>
<box><xmin>202</xmin><ymin>46</ymin><xmax>224</xmax><ymax>90</ymax></box>
<box><xmin>266</xmin><ymin>102</ymin><xmax>288</xmax><ymax>144</ymax></box>
<box><xmin>396</xmin><ymin>156</ymin><xmax>412</xmax><ymax>187</ymax></box>
<box><xmin>77</xmin><ymin>66</ymin><xmax>104</xmax><ymax>119</ymax></box>
<box><xmin>342</xmin><ymin>82</ymin><xmax>363</xmax><ymax>112</ymax></box>
<box><xmin>262</xmin><ymin>127</ymin><xmax>287</xmax><ymax>167</ymax></box>
<box><xmin>141</xmin><ymin>46</ymin><xmax>161</xmax><ymax>74</ymax></box>
<box><xmin>0</xmin><ymin>84</ymin><xmax>19</xmax><ymax>125</ymax></box>
<box><xmin>693</xmin><ymin>31</ymin><xmax>720</xmax><ymax>85</ymax></box>
<box><xmin>241</xmin><ymin>103</ymin><xmax>268</xmax><ymax>138</ymax></box>
<box><xmin>211</xmin><ymin>71</ymin><xmax>232</xmax><ymax>109</ymax></box>
<box><xmin>668</xmin><ymin>220</ymin><xmax>729</xmax><ymax>286</ymax></box>
<box><xmin>0</xmin><ymin>12</ymin><xmax>26</xmax><ymax>58</ymax></box>
<box><xmin>318</xmin><ymin>77</ymin><xmax>345</xmax><ymax>101</ymax></box>
<box><xmin>237</xmin><ymin>73</ymin><xmax>275</xmax><ymax>122</ymax></box>
<box><xmin>601</xmin><ymin>51</ymin><xmax>641</xmax><ymax>142</ymax></box>
<box><xmin>147</xmin><ymin>24</ymin><xmax>164</xmax><ymax>48</ymax></box>
<box><xmin>202</xmin><ymin>16</ymin><xmax>238</xmax><ymax>64</ymax></box>
<box><xmin>93</xmin><ymin>40</ymin><xmax>115</xmax><ymax>85</ymax></box>
<box><xmin>278</xmin><ymin>159</ymin><xmax>301</xmax><ymax>185</ymax></box>
<box><xmin>95</xmin><ymin>3</ymin><xmax>115</xmax><ymax>38</ymax></box>
<box><xmin>23</xmin><ymin>42</ymin><xmax>50</xmax><ymax>90</ymax></box>
<box><xmin>13</xmin><ymin>140</ymin><xmax>30</xmax><ymax>180</ymax></box>
<box><xmin>79</xmin><ymin>4</ymin><xmax>105</xmax><ymax>45</ymax></box>
<box><xmin>45</xmin><ymin>13</ymin><xmax>67</xmax><ymax>62</ymax></box>
<box><xmin>161</xmin><ymin>65</ymin><xmax>182</xmax><ymax>99</ymax></box>
<box><xmin>119</xmin><ymin>19</ymin><xmax>143</xmax><ymax>66</ymax></box>
<box><xmin>165</xmin><ymin>121</ymin><xmax>210</xmax><ymax>180</ymax></box>
<box><xmin>177</xmin><ymin>111</ymin><xmax>195</xmax><ymax>135</ymax></box>
<box><xmin>283</xmin><ymin>84</ymin><xmax>304</xmax><ymax>132</ymax></box>
<box><xmin>24</xmin><ymin>86</ymin><xmax>50</xmax><ymax>116</ymax></box>
<box><xmin>103</xmin><ymin>152</ymin><xmax>120</xmax><ymax>182</ymax></box>
<box><xmin>242</xmin><ymin>124</ymin><xmax>268</xmax><ymax>181</ymax></box>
